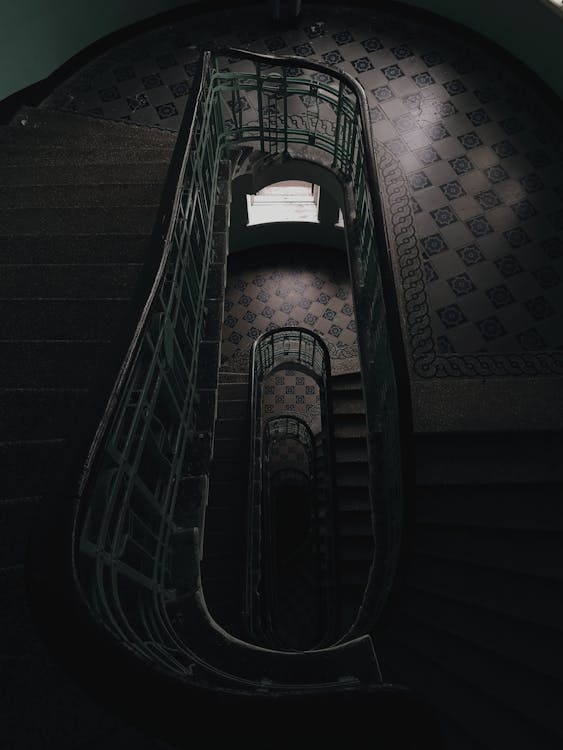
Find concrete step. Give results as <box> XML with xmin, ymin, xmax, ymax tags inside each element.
<box><xmin>0</xmin><ymin>183</ymin><xmax>164</xmax><ymax>209</ymax></box>
<box><xmin>338</xmin><ymin>537</ymin><xmax>374</xmax><ymax>560</ymax></box>
<box><xmin>0</xmin><ymin>438</ymin><xmax>68</xmax><ymax>500</ymax></box>
<box><xmin>216</xmin><ymin>398</ymin><xmax>247</xmax><ymax>420</ymax></box>
<box><xmin>396</xmin><ymin>587</ymin><xmax>563</xmax><ymax>684</ymax></box>
<box><xmin>415</xmin><ymin>431</ymin><xmax>563</xmax><ymax>485</ymax></box>
<box><xmin>0</xmin><ymin>162</ymin><xmax>170</xmax><ymax>187</ymax></box>
<box><xmin>330</xmin><ymin>371</ymin><xmax>362</xmax><ymax>392</ymax></box>
<box><xmin>12</xmin><ymin>106</ymin><xmax>178</xmax><ymax>144</ymax></box>
<box><xmin>0</xmin><ymin>234</ymin><xmax>151</xmax><ymax>264</ymax></box>
<box><xmin>337</xmin><ymin>511</ymin><xmax>373</xmax><ymax>536</ymax></box>
<box><xmin>332</xmin><ymin>395</ymin><xmax>365</xmax><ymax>415</ymax></box>
<box><xmin>385</xmin><ymin>615</ymin><xmax>563</xmax><ymax>747</ymax></box>
<box><xmin>335</xmin><ymin>465</ymin><xmax>370</xmax><ymax>488</ymax></box>
<box><xmin>0</xmin><ymin>496</ymin><xmax>42</xmax><ymax>567</ymax></box>
<box><xmin>218</xmin><ymin>371</ymin><xmax>249</xmax><ymax>384</ymax></box>
<box><xmin>0</xmin><ymin>388</ymin><xmax>89</xmax><ymax>441</ymax></box>
<box><xmin>0</xmin><ymin>341</ymin><xmax>110</xmax><ymax>388</ymax></box>
<box><xmin>1</xmin><ymin>146</ymin><xmax>174</xmax><ymax>167</ymax></box>
<box><xmin>378</xmin><ymin>636</ymin><xmax>542</xmax><ymax>750</ymax></box>
<box><xmin>414</xmin><ymin>524</ymin><xmax>563</xmax><ymax>581</ymax></box>
<box><xmin>336</xmin><ymin>486</ymin><xmax>372</xmax><ymax>512</ymax></box>
<box><xmin>333</xmin><ymin>412</ymin><xmax>367</xmax><ymax>439</ymax></box>
<box><xmin>0</xmin><ymin>206</ymin><xmax>157</xmax><ymax>235</ymax></box>
<box><xmin>334</xmin><ymin>436</ymin><xmax>368</xmax><ymax>462</ymax></box>
<box><xmin>0</xmin><ymin>299</ymin><xmax>130</xmax><ymax>339</ymax></box>
<box><xmin>416</xmin><ymin>482</ymin><xmax>563</xmax><ymax>531</ymax></box>
<box><xmin>5</xmin><ymin>117</ymin><xmax>177</xmax><ymax>152</ymax></box>
<box><xmin>0</xmin><ymin>263</ymin><xmax>141</xmax><ymax>299</ymax></box>
<box><xmin>407</xmin><ymin>556</ymin><xmax>563</xmax><ymax>630</ymax></box>
<box><xmin>217</xmin><ymin>382</ymin><xmax>248</xmax><ymax>401</ymax></box>
<box><xmin>214</xmin><ymin>417</ymin><xmax>248</xmax><ymax>440</ymax></box>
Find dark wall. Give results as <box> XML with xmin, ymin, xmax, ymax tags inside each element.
<box><xmin>0</xmin><ymin>0</ymin><xmax>562</xmax><ymax>102</ymax></box>
<box><xmin>0</xmin><ymin>0</ymin><xmax>194</xmax><ymax>101</ymax></box>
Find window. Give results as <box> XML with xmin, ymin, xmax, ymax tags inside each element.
<box><xmin>246</xmin><ymin>181</ymin><xmax>320</xmax><ymax>225</ymax></box>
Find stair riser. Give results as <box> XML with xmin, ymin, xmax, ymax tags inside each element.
<box><xmin>0</xmin><ymin>207</ymin><xmax>157</xmax><ymax>235</ymax></box>
<box><xmin>0</xmin><ymin>184</ymin><xmax>164</xmax><ymax>209</ymax></box>
<box><xmin>0</xmin><ymin>343</ymin><xmax>109</xmax><ymax>388</ymax></box>
<box><xmin>0</xmin><ymin>163</ymin><xmax>170</xmax><ymax>187</ymax></box>
<box><xmin>0</xmin><ymin>440</ymin><xmax>68</xmax><ymax>498</ymax></box>
<box><xmin>11</xmin><ymin>107</ymin><xmax>178</xmax><ymax>142</ymax></box>
<box><xmin>2</xmin><ymin>125</ymin><xmax>177</xmax><ymax>151</ymax></box>
<box><xmin>0</xmin><ymin>300</ymin><xmax>130</xmax><ymax>340</ymax></box>
<box><xmin>0</xmin><ymin>235</ymin><xmax>150</xmax><ymax>265</ymax></box>
<box><xmin>0</xmin><ymin>500</ymin><xmax>41</xmax><ymax>567</ymax></box>
<box><xmin>214</xmin><ymin>419</ymin><xmax>248</xmax><ymax>440</ymax></box>
<box><xmin>0</xmin><ymin>390</ymin><xmax>89</xmax><ymax>441</ymax></box>
<box><xmin>2</xmin><ymin>147</ymin><xmax>174</xmax><ymax>167</ymax></box>
<box><xmin>0</xmin><ymin>265</ymin><xmax>141</xmax><ymax>300</ymax></box>
<box><xmin>416</xmin><ymin>433</ymin><xmax>563</xmax><ymax>485</ymax></box>
<box><xmin>217</xmin><ymin>399</ymin><xmax>247</xmax><ymax>420</ymax></box>
<box><xmin>416</xmin><ymin>483</ymin><xmax>563</xmax><ymax>531</ymax></box>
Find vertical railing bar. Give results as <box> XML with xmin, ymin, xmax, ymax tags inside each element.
<box><xmin>257</xmin><ymin>61</ymin><xmax>264</xmax><ymax>152</ymax></box>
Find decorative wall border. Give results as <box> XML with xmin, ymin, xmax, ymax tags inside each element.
<box><xmin>375</xmin><ymin>141</ymin><xmax>563</xmax><ymax>378</ymax></box>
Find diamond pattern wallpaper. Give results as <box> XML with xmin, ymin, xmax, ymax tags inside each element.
<box><xmin>43</xmin><ymin>3</ymin><xmax>563</xmax><ymax>378</ymax></box>
<box><xmin>221</xmin><ymin>245</ymin><xmax>359</xmax><ymax>378</ymax></box>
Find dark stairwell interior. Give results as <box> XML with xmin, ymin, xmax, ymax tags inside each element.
<box><xmin>1</xmin><ymin>4</ymin><xmax>562</xmax><ymax>749</ymax></box>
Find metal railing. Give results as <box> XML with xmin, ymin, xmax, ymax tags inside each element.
<box><xmin>261</xmin><ymin>416</ymin><xmax>330</xmax><ymax>648</ymax></box>
<box><xmin>264</xmin><ymin>415</ymin><xmax>336</xmax><ymax>648</ymax></box>
<box><xmin>40</xmin><ymin>43</ymin><xmax>412</xmax><ymax>697</ymax></box>
<box><xmin>246</xmin><ymin>328</ymin><xmax>336</xmax><ymax>643</ymax></box>
<box><xmin>264</xmin><ymin>415</ymin><xmax>315</xmax><ymax>467</ymax></box>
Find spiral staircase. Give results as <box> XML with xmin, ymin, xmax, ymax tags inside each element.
<box><xmin>1</xmin><ymin>44</ymin><xmax>562</xmax><ymax>750</ymax></box>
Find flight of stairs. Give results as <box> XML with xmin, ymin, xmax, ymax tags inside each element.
<box><xmin>375</xmin><ymin>429</ymin><xmax>563</xmax><ymax>750</ymax></box>
<box><xmin>329</xmin><ymin>370</ymin><xmax>374</xmax><ymax>634</ymax></box>
<box><xmin>200</xmin><ymin>370</ymin><xmax>250</xmax><ymax>638</ymax></box>
<box><xmin>0</xmin><ymin>105</ymin><xmax>177</xmax><ymax>749</ymax></box>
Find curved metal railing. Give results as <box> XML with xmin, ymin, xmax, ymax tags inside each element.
<box><xmin>262</xmin><ymin>413</ymin><xmax>332</xmax><ymax>649</ymax></box>
<box><xmin>264</xmin><ymin>415</ymin><xmax>315</xmax><ymax>468</ymax></box>
<box><xmin>246</xmin><ymin>328</ymin><xmax>336</xmax><ymax>643</ymax></box>
<box><xmin>30</xmin><ymin>43</ymin><xmax>412</xmax><ymax>709</ymax></box>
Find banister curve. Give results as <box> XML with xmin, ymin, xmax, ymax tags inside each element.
<box><xmin>27</xmin><ymin>43</ymin><xmax>413</xmax><ymax>716</ymax></box>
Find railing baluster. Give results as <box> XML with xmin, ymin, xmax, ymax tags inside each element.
<box><xmin>73</xmin><ymin>43</ymin><xmax>409</xmax><ymax>683</ymax></box>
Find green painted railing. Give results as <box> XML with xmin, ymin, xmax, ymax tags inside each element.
<box><xmin>264</xmin><ymin>415</ymin><xmax>315</xmax><ymax>466</ymax></box>
<box><xmin>77</xmin><ymin>50</ymin><xmax>225</xmax><ymax>674</ymax></box>
<box><xmin>68</xmin><ymin>44</ymin><xmax>410</xmax><ymax>690</ymax></box>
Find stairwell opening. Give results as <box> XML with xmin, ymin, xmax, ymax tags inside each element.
<box><xmin>201</xmin><ymin>151</ymin><xmax>376</xmax><ymax>647</ymax></box>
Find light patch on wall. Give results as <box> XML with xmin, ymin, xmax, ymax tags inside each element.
<box><xmin>247</xmin><ymin>181</ymin><xmax>320</xmax><ymax>225</ymax></box>
<box><xmin>541</xmin><ymin>0</ymin><xmax>563</xmax><ymax>16</ymax></box>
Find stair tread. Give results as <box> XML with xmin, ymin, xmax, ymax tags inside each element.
<box><xmin>0</xmin><ymin>206</ymin><xmax>158</xmax><ymax>235</ymax></box>
<box><xmin>0</xmin><ymin>299</ymin><xmax>131</xmax><ymax>339</ymax></box>
<box><xmin>395</xmin><ymin>587</ymin><xmax>563</xmax><ymax>682</ymax></box>
<box><xmin>379</xmin><ymin>637</ymin><xmax>561</xmax><ymax>750</ymax></box>
<box><xmin>0</xmin><ymin>183</ymin><xmax>165</xmax><ymax>209</ymax></box>
<box><xmin>0</xmin><ymin>234</ymin><xmax>151</xmax><ymax>264</ymax></box>
<box><xmin>382</xmin><ymin>616</ymin><xmax>563</xmax><ymax>738</ymax></box>
<box><xmin>0</xmin><ymin>263</ymin><xmax>141</xmax><ymax>299</ymax></box>
<box><xmin>0</xmin><ymin>163</ymin><xmax>170</xmax><ymax>187</ymax></box>
<box><xmin>1</xmin><ymin>146</ymin><xmax>174</xmax><ymax>167</ymax></box>
<box><xmin>14</xmin><ymin>106</ymin><xmax>178</xmax><ymax>140</ymax></box>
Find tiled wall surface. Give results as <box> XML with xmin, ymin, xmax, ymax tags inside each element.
<box><xmin>221</xmin><ymin>245</ymin><xmax>359</xmax><ymax>378</ymax></box>
<box><xmin>262</xmin><ymin>370</ymin><xmax>322</xmax><ymax>433</ymax></box>
<box><xmin>44</xmin><ymin>3</ymin><xmax>563</xmax><ymax>378</ymax></box>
